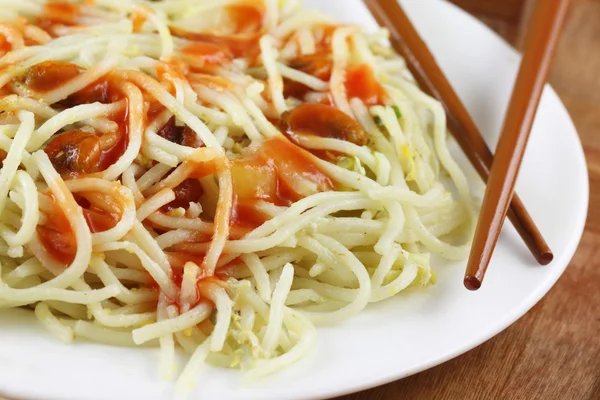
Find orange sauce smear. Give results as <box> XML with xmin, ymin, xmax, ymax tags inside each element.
<box><xmin>18</xmin><ymin>61</ymin><xmax>81</xmax><ymax>93</ymax></box>
<box><xmin>37</xmin><ymin>2</ymin><xmax>81</xmax><ymax>35</ymax></box>
<box><xmin>345</xmin><ymin>64</ymin><xmax>386</xmax><ymax>106</ymax></box>
<box><xmin>227</xmin><ymin>3</ymin><xmax>264</xmax><ymax>34</ymax></box>
<box><xmin>173</xmin><ymin>30</ymin><xmax>262</xmax><ymax>63</ymax></box>
<box><xmin>30</xmin><ymin>64</ymin><xmax>131</xmax><ymax>178</ymax></box>
<box><xmin>231</xmin><ymin>137</ymin><xmax>335</xmax><ymax>229</ymax></box>
<box><xmin>37</xmin><ymin>193</ymin><xmax>120</xmax><ymax>265</ymax></box>
<box><xmin>181</xmin><ymin>42</ymin><xmax>233</xmax><ymax>67</ymax></box>
<box><xmin>283</xmin><ymin>53</ymin><xmax>332</xmax><ymax>99</ymax></box>
<box><xmin>162</xmin><ymin>179</ymin><xmax>205</xmax><ymax>212</ymax></box>
<box><xmin>64</xmin><ymin>73</ymin><xmax>125</xmax><ymax>105</ymax></box>
<box><xmin>170</xmin><ymin>2</ymin><xmax>265</xmax><ymax>63</ymax></box>
<box><xmin>0</xmin><ymin>37</ymin><xmax>11</xmax><ymax>56</ymax></box>
<box><xmin>130</xmin><ymin>8</ymin><xmax>148</xmax><ymax>33</ymax></box>
<box><xmin>146</xmin><ymin>251</ymin><xmax>235</xmax><ymax>311</ymax></box>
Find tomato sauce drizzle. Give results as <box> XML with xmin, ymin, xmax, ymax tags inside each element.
<box><xmin>37</xmin><ymin>196</ymin><xmax>76</xmax><ymax>264</ymax></box>
<box><xmin>156</xmin><ymin>117</ymin><xmax>202</xmax><ymax>148</ymax></box>
<box><xmin>130</xmin><ymin>8</ymin><xmax>148</xmax><ymax>33</ymax></box>
<box><xmin>280</xmin><ymin>103</ymin><xmax>367</xmax><ymax>146</ymax></box>
<box><xmin>33</xmin><ymin>66</ymin><xmax>131</xmax><ymax>178</ymax></box>
<box><xmin>76</xmin><ymin>194</ymin><xmax>120</xmax><ymax>233</ymax></box>
<box><xmin>147</xmin><ymin>251</ymin><xmax>234</xmax><ymax>310</ymax></box>
<box><xmin>280</xmin><ymin>24</ymin><xmax>338</xmax><ymax>99</ymax></box>
<box><xmin>162</xmin><ymin>179</ymin><xmax>205</xmax><ymax>212</ymax></box>
<box><xmin>0</xmin><ymin>37</ymin><xmax>10</xmax><ymax>56</ymax></box>
<box><xmin>227</xmin><ymin>3</ymin><xmax>264</xmax><ymax>34</ymax></box>
<box><xmin>37</xmin><ymin>193</ymin><xmax>120</xmax><ymax>265</ymax></box>
<box><xmin>173</xmin><ymin>29</ymin><xmax>262</xmax><ymax>61</ymax></box>
<box><xmin>170</xmin><ymin>3</ymin><xmax>265</xmax><ymax>63</ymax></box>
<box><xmin>181</xmin><ymin>42</ymin><xmax>233</xmax><ymax>67</ymax></box>
<box><xmin>283</xmin><ymin>53</ymin><xmax>333</xmax><ymax>99</ymax></box>
<box><xmin>17</xmin><ymin>61</ymin><xmax>81</xmax><ymax>93</ymax></box>
<box><xmin>37</xmin><ymin>2</ymin><xmax>81</xmax><ymax>35</ymax></box>
<box><xmin>63</xmin><ymin>74</ymin><xmax>124</xmax><ymax>106</ymax></box>
<box><xmin>230</xmin><ymin>137</ymin><xmax>334</xmax><ymax>229</ymax></box>
<box><xmin>345</xmin><ymin>64</ymin><xmax>386</xmax><ymax>106</ymax></box>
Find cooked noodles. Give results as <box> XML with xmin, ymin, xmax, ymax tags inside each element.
<box><xmin>0</xmin><ymin>0</ymin><xmax>475</xmax><ymax>392</ymax></box>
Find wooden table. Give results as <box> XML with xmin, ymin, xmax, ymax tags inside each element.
<box><xmin>338</xmin><ymin>1</ymin><xmax>600</xmax><ymax>399</ymax></box>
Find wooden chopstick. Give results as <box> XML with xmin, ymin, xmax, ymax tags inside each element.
<box><xmin>464</xmin><ymin>0</ymin><xmax>571</xmax><ymax>290</ymax></box>
<box><xmin>362</xmin><ymin>0</ymin><xmax>554</xmax><ymax>266</ymax></box>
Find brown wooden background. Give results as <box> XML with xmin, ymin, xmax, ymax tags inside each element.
<box><xmin>338</xmin><ymin>1</ymin><xmax>600</xmax><ymax>399</ymax></box>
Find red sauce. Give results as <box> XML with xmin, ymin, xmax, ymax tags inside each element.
<box><xmin>230</xmin><ymin>200</ymin><xmax>272</xmax><ymax>229</ymax></box>
<box><xmin>145</xmin><ymin>254</ymin><xmax>188</xmax><ymax>291</ymax></box>
<box><xmin>163</xmin><ymin>179</ymin><xmax>205</xmax><ymax>211</ymax></box>
<box><xmin>345</xmin><ymin>64</ymin><xmax>386</xmax><ymax>106</ymax></box>
<box><xmin>44</xmin><ymin>130</ymin><xmax>102</xmax><ymax>175</ymax></box>
<box><xmin>45</xmin><ymin>108</ymin><xmax>128</xmax><ymax>177</ymax></box>
<box><xmin>75</xmin><ymin>194</ymin><xmax>120</xmax><ymax>233</ymax></box>
<box><xmin>0</xmin><ymin>149</ymin><xmax>7</xmax><ymax>166</ymax></box>
<box><xmin>227</xmin><ymin>3</ymin><xmax>264</xmax><ymax>34</ymax></box>
<box><xmin>230</xmin><ymin>137</ymin><xmax>334</xmax><ymax>229</ymax></box>
<box><xmin>17</xmin><ymin>61</ymin><xmax>81</xmax><ymax>93</ymax></box>
<box><xmin>259</xmin><ymin>137</ymin><xmax>334</xmax><ymax>195</ymax></box>
<box><xmin>97</xmin><ymin>125</ymin><xmax>128</xmax><ymax>171</ymax></box>
<box><xmin>0</xmin><ymin>37</ymin><xmax>10</xmax><ymax>56</ymax></box>
<box><xmin>181</xmin><ymin>42</ymin><xmax>233</xmax><ymax>67</ymax></box>
<box><xmin>156</xmin><ymin>62</ymin><xmax>187</xmax><ymax>94</ymax></box>
<box><xmin>146</xmin><ymin>101</ymin><xmax>165</xmax><ymax>123</ymax></box>
<box><xmin>284</xmin><ymin>53</ymin><xmax>332</xmax><ymax>99</ymax></box>
<box><xmin>97</xmin><ymin>104</ymin><xmax>129</xmax><ymax>171</ymax></box>
<box><xmin>166</xmin><ymin>251</ymin><xmax>207</xmax><ymax>273</ymax></box>
<box><xmin>46</xmin><ymin>75</ymin><xmax>128</xmax><ymax>177</ymax></box>
<box><xmin>37</xmin><ymin>226</ymin><xmax>76</xmax><ymax>264</ymax></box>
<box><xmin>37</xmin><ymin>192</ymin><xmax>120</xmax><ymax>264</ymax></box>
<box><xmin>37</xmin><ymin>196</ymin><xmax>76</xmax><ymax>264</ymax></box>
<box><xmin>188</xmin><ymin>74</ymin><xmax>234</xmax><ymax>93</ymax></box>
<box><xmin>63</xmin><ymin>74</ymin><xmax>124</xmax><ymax>105</ymax></box>
<box><xmin>38</xmin><ymin>2</ymin><xmax>81</xmax><ymax>34</ymax></box>
<box><xmin>156</xmin><ymin>117</ymin><xmax>202</xmax><ymax>148</ymax></box>
<box><xmin>147</xmin><ymin>252</ymin><xmax>232</xmax><ymax>301</ymax></box>
<box><xmin>130</xmin><ymin>8</ymin><xmax>148</xmax><ymax>33</ymax></box>
<box><xmin>186</xmin><ymin>159</ymin><xmax>218</xmax><ymax>179</ymax></box>
<box><xmin>315</xmin><ymin>25</ymin><xmax>338</xmax><ymax>52</ymax></box>
<box><xmin>83</xmin><ymin>208</ymin><xmax>118</xmax><ymax>233</ymax></box>
<box><xmin>230</xmin><ymin>157</ymin><xmax>277</xmax><ymax>229</ymax></box>
<box><xmin>280</xmin><ymin>103</ymin><xmax>367</xmax><ymax>146</ymax></box>
<box><xmin>171</xmin><ymin>27</ymin><xmax>262</xmax><ymax>60</ymax></box>
<box><xmin>44</xmin><ymin>116</ymin><xmax>128</xmax><ymax>178</ymax></box>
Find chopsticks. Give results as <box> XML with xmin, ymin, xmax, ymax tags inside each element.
<box><xmin>362</xmin><ymin>0</ymin><xmax>554</xmax><ymax>266</ymax></box>
<box><xmin>465</xmin><ymin>0</ymin><xmax>571</xmax><ymax>289</ymax></box>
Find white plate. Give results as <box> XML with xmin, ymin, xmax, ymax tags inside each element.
<box><xmin>0</xmin><ymin>1</ymin><xmax>589</xmax><ymax>399</ymax></box>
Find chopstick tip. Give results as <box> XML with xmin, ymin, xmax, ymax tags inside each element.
<box><xmin>464</xmin><ymin>276</ymin><xmax>481</xmax><ymax>291</ymax></box>
<box><xmin>539</xmin><ymin>251</ymin><xmax>554</xmax><ymax>265</ymax></box>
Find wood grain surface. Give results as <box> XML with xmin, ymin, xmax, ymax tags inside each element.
<box><xmin>337</xmin><ymin>1</ymin><xmax>600</xmax><ymax>399</ymax></box>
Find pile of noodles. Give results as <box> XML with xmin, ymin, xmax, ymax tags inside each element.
<box><xmin>0</xmin><ymin>0</ymin><xmax>475</xmax><ymax>393</ymax></box>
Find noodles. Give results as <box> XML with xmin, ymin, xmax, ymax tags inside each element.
<box><xmin>0</xmin><ymin>0</ymin><xmax>475</xmax><ymax>395</ymax></box>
